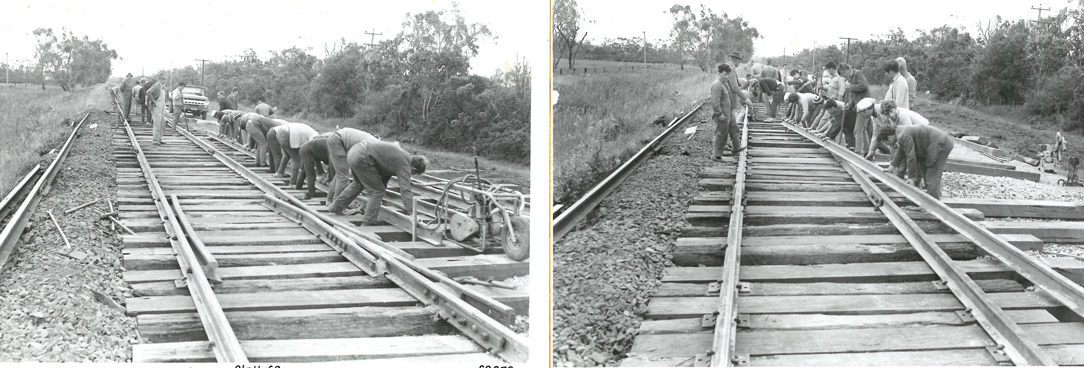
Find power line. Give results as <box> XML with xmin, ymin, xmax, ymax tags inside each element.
<box><xmin>195</xmin><ymin>59</ymin><xmax>211</xmax><ymax>86</ymax></box>
<box><xmin>839</xmin><ymin>37</ymin><xmax>858</xmax><ymax>64</ymax></box>
<box><xmin>1031</xmin><ymin>4</ymin><xmax>1050</xmax><ymax>25</ymax></box>
<box><xmin>365</xmin><ymin>29</ymin><xmax>383</xmax><ymax>49</ymax></box>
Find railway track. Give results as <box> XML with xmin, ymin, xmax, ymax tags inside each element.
<box><xmin>113</xmin><ymin>109</ymin><xmax>528</xmax><ymax>362</ymax></box>
<box><xmin>0</xmin><ymin>112</ymin><xmax>90</xmax><ymax>270</ymax></box>
<box><xmin>615</xmin><ymin>114</ymin><xmax>1084</xmax><ymax>366</ymax></box>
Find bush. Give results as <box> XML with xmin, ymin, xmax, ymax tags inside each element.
<box><xmin>1025</xmin><ymin>65</ymin><xmax>1084</xmax><ymax>131</ymax></box>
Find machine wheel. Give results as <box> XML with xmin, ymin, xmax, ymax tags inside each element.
<box><xmin>502</xmin><ymin>216</ymin><xmax>529</xmax><ymax>261</ymax></box>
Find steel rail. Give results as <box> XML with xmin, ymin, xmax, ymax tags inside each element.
<box><xmin>781</xmin><ymin>121</ymin><xmax>1084</xmax><ymax>321</ymax></box>
<box><xmin>0</xmin><ymin>164</ymin><xmax>41</xmax><ymax>221</ymax></box>
<box><xmin>118</xmin><ymin>101</ymin><xmax>247</xmax><ymax>362</ymax></box>
<box><xmin>170</xmin><ymin>195</ymin><xmax>222</xmax><ymax>284</ymax></box>
<box><xmin>836</xmin><ymin>154</ymin><xmax>1055</xmax><ymax>366</ymax></box>
<box><xmin>553</xmin><ymin>103</ymin><xmax>704</xmax><ymax>242</ymax></box>
<box><xmin>0</xmin><ymin>112</ymin><xmax>89</xmax><ymax>270</ymax></box>
<box><xmin>710</xmin><ymin>109</ymin><xmax>749</xmax><ymax>367</ymax></box>
<box><xmin>167</xmin><ymin>122</ymin><xmax>529</xmax><ymax>362</ymax></box>
<box><xmin>117</xmin><ymin>150</ymin><xmax>241</xmax><ymax>358</ymax></box>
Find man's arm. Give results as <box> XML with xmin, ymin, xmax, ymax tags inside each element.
<box><xmin>396</xmin><ymin>163</ymin><xmax>414</xmax><ymax>215</ymax></box>
<box><xmin>898</xmin><ymin>134</ymin><xmax>918</xmax><ymax>179</ymax></box>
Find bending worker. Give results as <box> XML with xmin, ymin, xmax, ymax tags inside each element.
<box><xmin>243</xmin><ymin>113</ymin><xmax>285</xmax><ymax>170</ymax></box>
<box><xmin>212</xmin><ymin>109</ymin><xmax>246</xmax><ymax>142</ymax></box>
<box><xmin>266</xmin><ymin>119</ymin><xmax>290</xmax><ymax>177</ymax></box>
<box><xmin>326</xmin><ymin>128</ymin><xmax>380</xmax><ymax>211</ymax></box>
<box><xmin>296</xmin><ymin>132</ymin><xmax>336</xmax><ymax>200</ymax></box>
<box><xmin>328</xmin><ymin>141</ymin><xmax>428</xmax><ymax>226</ymax></box>
<box><xmin>273</xmin><ymin>122</ymin><xmax>319</xmax><ymax>184</ymax></box>
<box><xmin>865</xmin><ymin>100</ymin><xmax>930</xmax><ymax>161</ymax></box>
<box><xmin>881</xmin><ymin>124</ymin><xmax>954</xmax><ymax>199</ymax></box>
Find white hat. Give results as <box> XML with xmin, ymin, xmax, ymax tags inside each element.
<box><xmin>856</xmin><ymin>98</ymin><xmax>876</xmax><ymax>112</ymax></box>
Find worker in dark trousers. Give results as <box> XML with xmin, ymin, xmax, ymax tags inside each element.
<box><xmin>267</xmin><ymin>124</ymin><xmax>286</xmax><ymax>177</ymax></box>
<box><xmin>882</xmin><ymin>124</ymin><xmax>954</xmax><ymax>199</ymax></box>
<box><xmin>329</xmin><ymin>141</ymin><xmax>427</xmax><ymax>225</ymax></box>
<box><xmin>120</xmin><ymin>73</ymin><xmax>134</xmax><ymax>121</ymax></box>
<box><xmin>273</xmin><ymin>122</ymin><xmax>319</xmax><ymax>183</ymax></box>
<box><xmin>212</xmin><ymin>109</ymin><xmax>245</xmax><ymax>141</ymax></box>
<box><xmin>243</xmin><ymin>113</ymin><xmax>285</xmax><ymax>170</ymax></box>
<box><xmin>137</xmin><ymin>78</ymin><xmax>150</xmax><ymax>125</ymax></box>
<box><xmin>325</xmin><ymin>128</ymin><xmax>380</xmax><ymax>211</ymax></box>
<box><xmin>296</xmin><ymin>132</ymin><xmax>335</xmax><ymax>200</ymax></box>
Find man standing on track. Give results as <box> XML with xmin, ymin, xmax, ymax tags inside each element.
<box><xmin>881</xmin><ymin>124</ymin><xmax>954</xmax><ymax>199</ymax></box>
<box><xmin>216</xmin><ymin>91</ymin><xmax>235</xmax><ymax>136</ymax></box>
<box><xmin>169</xmin><ymin>81</ymin><xmax>186</xmax><ymax>136</ymax></box>
<box><xmin>726</xmin><ymin>51</ymin><xmax>752</xmax><ymax>145</ymax></box>
<box><xmin>325</xmin><ymin>128</ymin><xmax>380</xmax><ymax>213</ymax></box>
<box><xmin>146</xmin><ymin>77</ymin><xmax>165</xmax><ymax>145</ymax></box>
<box><xmin>897</xmin><ymin>57</ymin><xmax>918</xmax><ymax>111</ymax></box>
<box><xmin>331</xmin><ymin>141</ymin><xmax>427</xmax><ymax>226</ymax></box>
<box><xmin>884</xmin><ymin>60</ymin><xmax>910</xmax><ymax>110</ymax></box>
<box><xmin>132</xmin><ymin>81</ymin><xmax>143</xmax><ymax>123</ymax></box>
<box><xmin>297</xmin><ymin>132</ymin><xmax>336</xmax><ymax>200</ymax></box>
<box><xmin>120</xmin><ymin>73</ymin><xmax>134</xmax><ymax>121</ymax></box>
<box><xmin>138</xmin><ymin>78</ymin><xmax>151</xmax><ymax>125</ymax></box>
<box><xmin>710</xmin><ymin>63</ymin><xmax>736</xmax><ymax>160</ymax></box>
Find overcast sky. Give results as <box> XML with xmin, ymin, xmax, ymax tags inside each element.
<box><xmin>576</xmin><ymin>0</ymin><xmax>1076</xmax><ymax>61</ymax></box>
<box><xmin>0</xmin><ymin>0</ymin><xmax>544</xmax><ymax>78</ymax></box>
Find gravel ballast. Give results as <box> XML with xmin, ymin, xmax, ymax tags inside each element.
<box><xmin>552</xmin><ymin>107</ymin><xmax>714</xmax><ymax>367</ymax></box>
<box><xmin>0</xmin><ymin>109</ymin><xmax>137</xmax><ymax>362</ymax></box>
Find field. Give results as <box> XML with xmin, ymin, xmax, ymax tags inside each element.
<box><xmin>552</xmin><ymin>63</ymin><xmax>713</xmax><ymax>204</ymax></box>
<box><xmin>0</xmin><ymin>84</ymin><xmax>111</xmax><ymax>198</ymax></box>
<box><xmin>553</xmin><ymin>59</ymin><xmax>694</xmax><ymax>75</ymax></box>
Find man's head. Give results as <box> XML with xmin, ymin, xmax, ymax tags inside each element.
<box><xmin>410</xmin><ymin>155</ymin><xmax>428</xmax><ymax>175</ymax></box>
<box><xmin>126</xmin><ymin>73</ymin><xmax>133</xmax><ymax>78</ymax></box>
<box><xmin>217</xmin><ymin>91</ymin><xmax>226</xmax><ymax>98</ymax></box>
<box><xmin>766</xmin><ymin>58</ymin><xmax>772</xmax><ymax>66</ymax></box>
<box><xmin>140</xmin><ymin>78</ymin><xmax>147</xmax><ymax>84</ymax></box>
<box><xmin>213</xmin><ymin>110</ymin><xmax>224</xmax><ymax>120</ymax></box>
<box><xmin>856</xmin><ymin>98</ymin><xmax>876</xmax><ymax>117</ymax></box>
<box><xmin>876</xmin><ymin>123</ymin><xmax>899</xmax><ymax>143</ymax></box>
<box><xmin>178</xmin><ymin>81</ymin><xmax>186</xmax><ymax>87</ymax></box>
<box><xmin>231</xmin><ymin>87</ymin><xmax>239</xmax><ymax>94</ymax></box>
<box><xmin>728</xmin><ymin>51</ymin><xmax>742</xmax><ymax>64</ymax></box>
<box><xmin>839</xmin><ymin>63</ymin><xmax>852</xmax><ymax>77</ymax></box>
<box><xmin>789</xmin><ymin>69</ymin><xmax>800</xmax><ymax>77</ymax></box>
<box><xmin>786</xmin><ymin>93</ymin><xmax>799</xmax><ymax>103</ymax></box>
<box><xmin>824</xmin><ymin>61</ymin><xmax>838</xmax><ymax>76</ymax></box>
<box><xmin>883</xmin><ymin>60</ymin><xmax>900</xmax><ymax>78</ymax></box>
<box><xmin>895</xmin><ymin>57</ymin><xmax>909</xmax><ymax>74</ymax></box>
<box><xmin>717</xmin><ymin>63</ymin><xmax>732</xmax><ymax>76</ymax></box>
<box><xmin>797</xmin><ymin>63</ymin><xmax>804</xmax><ymax>71</ymax></box>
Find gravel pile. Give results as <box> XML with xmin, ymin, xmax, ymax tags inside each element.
<box><xmin>0</xmin><ymin>109</ymin><xmax>137</xmax><ymax>362</ymax></box>
<box><xmin>942</xmin><ymin>172</ymin><xmax>1084</xmax><ymax>201</ymax></box>
<box><xmin>552</xmin><ymin>108</ymin><xmax>714</xmax><ymax>367</ymax></box>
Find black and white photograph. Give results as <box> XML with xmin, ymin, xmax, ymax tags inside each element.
<box><xmin>552</xmin><ymin>0</ymin><xmax>1084</xmax><ymax>366</ymax></box>
<box><xmin>0</xmin><ymin>0</ymin><xmax>546</xmax><ymax>364</ymax></box>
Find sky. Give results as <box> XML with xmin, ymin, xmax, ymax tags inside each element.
<box><xmin>0</xmin><ymin>0</ymin><xmax>545</xmax><ymax>78</ymax></box>
<box><xmin>575</xmin><ymin>0</ymin><xmax>1077</xmax><ymax>61</ymax></box>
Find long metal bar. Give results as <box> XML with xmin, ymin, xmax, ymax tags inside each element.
<box><xmin>553</xmin><ymin>103</ymin><xmax>704</xmax><ymax>241</ymax></box>
<box><xmin>169</xmin><ymin>124</ymin><xmax>527</xmax><ymax>362</ymax></box>
<box><xmin>170</xmin><ymin>195</ymin><xmax>222</xmax><ymax>283</ymax></box>
<box><xmin>119</xmin><ymin>98</ymin><xmax>247</xmax><ymax>362</ymax></box>
<box><xmin>0</xmin><ymin>113</ymin><xmax>88</xmax><ymax>270</ymax></box>
<box><xmin>711</xmin><ymin>108</ymin><xmax>749</xmax><ymax>367</ymax></box>
<box><xmin>262</xmin><ymin>195</ymin><xmax>529</xmax><ymax>362</ymax></box>
<box><xmin>781</xmin><ymin>121</ymin><xmax>1084</xmax><ymax>320</ymax></box>
<box><xmin>836</xmin><ymin>153</ymin><xmax>1055</xmax><ymax>366</ymax></box>
<box><xmin>0</xmin><ymin>164</ymin><xmax>41</xmax><ymax>219</ymax></box>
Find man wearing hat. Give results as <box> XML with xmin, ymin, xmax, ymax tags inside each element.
<box><xmin>120</xmin><ymin>73</ymin><xmax>134</xmax><ymax>121</ymax></box>
<box><xmin>146</xmin><ymin>77</ymin><xmax>166</xmax><ymax>144</ymax></box>
<box><xmin>329</xmin><ymin>140</ymin><xmax>427</xmax><ymax>226</ymax></box>
<box><xmin>710</xmin><ymin>63</ymin><xmax>736</xmax><ymax>159</ymax></box>
<box><xmin>725</xmin><ymin>51</ymin><xmax>752</xmax><ymax>149</ymax></box>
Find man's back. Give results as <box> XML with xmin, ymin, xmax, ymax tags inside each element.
<box><xmin>255</xmin><ymin>102</ymin><xmax>273</xmax><ymax>116</ymax></box>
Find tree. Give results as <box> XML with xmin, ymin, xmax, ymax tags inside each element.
<box><xmin>33</xmin><ymin>28</ymin><xmax>118</xmax><ymax>91</ymax></box>
<box><xmin>971</xmin><ymin>19</ymin><xmax>1030</xmax><ymax>104</ymax></box>
<box><xmin>554</xmin><ymin>0</ymin><xmax>590</xmax><ymax>69</ymax></box>
<box><xmin>685</xmin><ymin>5</ymin><xmax>759</xmax><ymax>71</ymax></box>
<box><xmin>668</xmin><ymin>4</ymin><xmax>697</xmax><ymax>70</ymax></box>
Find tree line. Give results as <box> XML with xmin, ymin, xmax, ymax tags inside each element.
<box><xmin>1</xmin><ymin>28</ymin><xmax>118</xmax><ymax>90</ymax></box>
<box><xmin>148</xmin><ymin>8</ymin><xmax>529</xmax><ymax>164</ymax></box>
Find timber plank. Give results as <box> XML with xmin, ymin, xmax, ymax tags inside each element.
<box><xmin>133</xmin><ymin>335</ymin><xmax>481</xmax><ymax>362</ymax></box>
<box><xmin>735</xmin><ymin>325</ymin><xmax>992</xmax><ymax>356</ymax></box>
<box><xmin>123</xmin><ymin>262</ymin><xmax>364</xmax><ymax>283</ymax></box>
<box><xmin>413</xmin><ymin>254</ymin><xmax>528</xmax><ymax>280</ymax></box>
<box><xmin>131</xmin><ymin>276</ymin><xmax>393</xmax><ymax>296</ymax></box>
<box><xmin>125</xmin><ymin>288</ymin><xmax>419</xmax><ymax>315</ymax></box>
<box><xmin>946</xmin><ymin>198</ymin><xmax>1084</xmax><ymax>219</ymax></box>
<box><xmin>982</xmin><ymin>220</ymin><xmax>1084</xmax><ymax>243</ymax></box>
<box><xmin>661</xmin><ymin>258</ymin><xmax>1084</xmax><ymax>283</ymax></box>
<box><xmin>652</xmin><ymin>279</ymin><xmax>1024</xmax><ymax>297</ymax></box>
<box><xmin>747</xmin><ymin>349</ymin><xmax>998</xmax><ymax>366</ymax></box>
<box><xmin>123</xmin><ymin>251</ymin><xmax>345</xmax><ymax>270</ymax></box>
<box><xmin>136</xmin><ymin>306</ymin><xmax>450</xmax><ymax>342</ymax></box>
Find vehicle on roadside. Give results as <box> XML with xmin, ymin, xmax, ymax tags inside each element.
<box><xmin>167</xmin><ymin>85</ymin><xmax>210</xmax><ymax>119</ymax></box>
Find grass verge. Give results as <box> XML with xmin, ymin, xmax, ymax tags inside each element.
<box><xmin>552</xmin><ymin>67</ymin><xmax>712</xmax><ymax>205</ymax></box>
<box><xmin>0</xmin><ymin>84</ymin><xmax>111</xmax><ymax>198</ymax></box>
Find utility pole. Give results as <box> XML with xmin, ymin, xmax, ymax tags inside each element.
<box><xmin>195</xmin><ymin>59</ymin><xmax>211</xmax><ymax>86</ymax></box>
<box><xmin>812</xmin><ymin>41</ymin><xmax>817</xmax><ymax>73</ymax></box>
<box><xmin>643</xmin><ymin>31</ymin><xmax>647</xmax><ymax>64</ymax></box>
<box><xmin>365</xmin><ymin>29</ymin><xmax>383</xmax><ymax>49</ymax></box>
<box><xmin>5</xmin><ymin>53</ymin><xmax>8</xmax><ymax>86</ymax></box>
<box><xmin>1031</xmin><ymin>4</ymin><xmax>1050</xmax><ymax>24</ymax></box>
<box><xmin>839</xmin><ymin>37</ymin><xmax>858</xmax><ymax>64</ymax></box>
